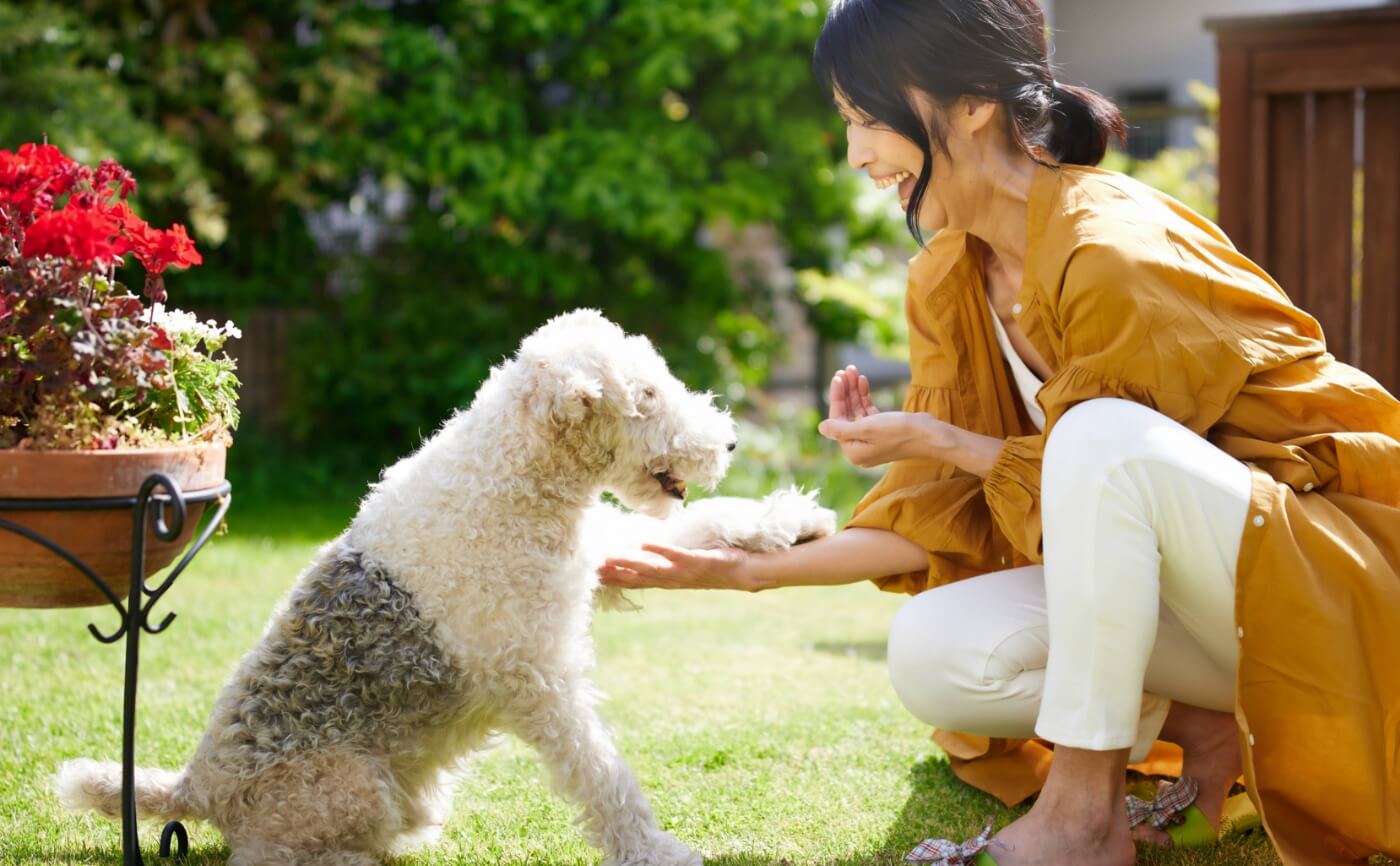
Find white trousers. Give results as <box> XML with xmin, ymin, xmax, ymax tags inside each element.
<box><xmin>886</xmin><ymin>398</ymin><xmax>1252</xmax><ymax>761</ymax></box>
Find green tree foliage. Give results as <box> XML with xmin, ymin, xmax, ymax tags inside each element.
<box><xmin>0</xmin><ymin>0</ymin><xmax>888</xmax><ymax>464</ymax></box>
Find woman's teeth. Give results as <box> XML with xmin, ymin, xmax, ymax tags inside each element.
<box><xmin>874</xmin><ymin>170</ymin><xmax>911</xmax><ymax>190</ymax></box>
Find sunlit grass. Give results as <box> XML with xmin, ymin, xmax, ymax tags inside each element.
<box><xmin>0</xmin><ymin>499</ymin><xmax>1295</xmax><ymax>865</ymax></box>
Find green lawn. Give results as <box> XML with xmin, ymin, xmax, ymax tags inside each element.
<box><xmin>0</xmin><ymin>497</ymin><xmax>1312</xmax><ymax>865</ymax></box>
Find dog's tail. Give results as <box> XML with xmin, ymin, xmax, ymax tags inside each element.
<box><xmin>54</xmin><ymin>759</ymin><xmax>194</xmax><ymax>822</ymax></box>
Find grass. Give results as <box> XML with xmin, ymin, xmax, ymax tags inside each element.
<box><xmin>0</xmin><ymin>486</ymin><xmax>1333</xmax><ymax>866</ymax></box>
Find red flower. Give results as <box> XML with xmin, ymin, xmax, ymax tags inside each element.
<box><xmin>0</xmin><ymin>143</ymin><xmax>74</xmax><ymax>187</ymax></box>
<box><xmin>21</xmin><ymin>208</ymin><xmax>122</xmax><ymax>265</ymax></box>
<box><xmin>94</xmin><ymin>159</ymin><xmax>137</xmax><ymax>200</ymax></box>
<box><xmin>2</xmin><ymin>142</ymin><xmax>202</xmax><ymax>284</ymax></box>
<box><xmin>134</xmin><ymin>223</ymin><xmax>202</xmax><ymax>274</ymax></box>
<box><xmin>0</xmin><ymin>143</ymin><xmax>79</xmax><ymax>219</ymax></box>
<box><xmin>105</xmin><ymin>200</ymin><xmax>157</xmax><ymax>257</ymax></box>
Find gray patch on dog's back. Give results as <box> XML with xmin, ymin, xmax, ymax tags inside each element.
<box><xmin>224</xmin><ymin>542</ymin><xmax>466</xmax><ymax>768</ymax></box>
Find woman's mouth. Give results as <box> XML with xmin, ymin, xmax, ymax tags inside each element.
<box><xmin>897</xmin><ymin>172</ymin><xmax>917</xmax><ymax>210</ymax></box>
<box><xmin>873</xmin><ymin>170</ymin><xmax>910</xmax><ymax>190</ymax></box>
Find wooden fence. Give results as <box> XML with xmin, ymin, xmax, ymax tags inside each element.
<box><xmin>1210</xmin><ymin>4</ymin><xmax>1400</xmax><ymax>393</ymax></box>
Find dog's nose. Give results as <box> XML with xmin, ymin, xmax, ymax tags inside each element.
<box><xmin>727</xmin><ymin>441</ymin><xmax>737</xmax><ymax>452</ymax></box>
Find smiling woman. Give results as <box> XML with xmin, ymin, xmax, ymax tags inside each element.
<box><xmin>598</xmin><ymin>1</ymin><xmax>1400</xmax><ymax>864</ymax></box>
<box><xmin>812</xmin><ymin>0</ymin><xmax>1124</xmax><ymax>243</ymax></box>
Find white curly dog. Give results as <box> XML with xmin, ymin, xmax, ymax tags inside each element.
<box><xmin>56</xmin><ymin>309</ymin><xmax>835</xmax><ymax>866</ymax></box>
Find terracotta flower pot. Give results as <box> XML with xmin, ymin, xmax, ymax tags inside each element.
<box><xmin>0</xmin><ymin>443</ymin><xmax>227</xmax><ymax>609</ymax></box>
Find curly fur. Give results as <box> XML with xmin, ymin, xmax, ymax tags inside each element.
<box><xmin>55</xmin><ymin>309</ymin><xmax>835</xmax><ymax>866</ymax></box>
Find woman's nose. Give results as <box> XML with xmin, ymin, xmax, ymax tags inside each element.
<box><xmin>846</xmin><ymin>127</ymin><xmax>875</xmax><ymax>170</ymax></box>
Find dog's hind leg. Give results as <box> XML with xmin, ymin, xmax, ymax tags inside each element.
<box><xmin>502</xmin><ymin>678</ymin><xmax>701</xmax><ymax>866</ymax></box>
<box><xmin>220</xmin><ymin>748</ymin><xmax>400</xmax><ymax>866</ymax></box>
<box><xmin>386</xmin><ymin>768</ymin><xmax>458</xmax><ymax>854</ymax></box>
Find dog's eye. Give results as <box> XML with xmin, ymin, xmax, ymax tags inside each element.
<box><xmin>642</xmin><ymin>387</ymin><xmax>656</xmax><ymax>400</ymax></box>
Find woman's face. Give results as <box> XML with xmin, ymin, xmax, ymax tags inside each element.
<box><xmin>838</xmin><ymin>92</ymin><xmax>999</xmax><ymax>234</ymax></box>
<box><xmin>838</xmin><ymin>95</ymin><xmax>949</xmax><ymax>232</ymax></box>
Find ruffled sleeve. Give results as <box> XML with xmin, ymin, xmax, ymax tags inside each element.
<box><xmin>848</xmin><ymin>385</ymin><xmax>1021</xmax><ymax>594</ymax></box>
<box><xmin>983</xmin><ymin>240</ymin><xmax>1256</xmax><ymax>560</ymax></box>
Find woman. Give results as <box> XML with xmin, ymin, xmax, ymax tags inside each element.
<box><xmin>599</xmin><ymin>1</ymin><xmax>1400</xmax><ymax>864</ymax></box>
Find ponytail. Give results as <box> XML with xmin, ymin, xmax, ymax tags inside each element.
<box><xmin>1046</xmin><ymin>82</ymin><xmax>1127</xmax><ymax>166</ymax></box>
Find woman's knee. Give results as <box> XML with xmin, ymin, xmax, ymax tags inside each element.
<box><xmin>1042</xmin><ymin>398</ymin><xmax>1175</xmax><ymax>502</ymax></box>
<box><xmin>1046</xmin><ymin>398</ymin><xmax>1159</xmax><ymax>470</ymax></box>
<box><xmin>886</xmin><ymin>575</ymin><xmax>1047</xmax><ymax>730</ymax></box>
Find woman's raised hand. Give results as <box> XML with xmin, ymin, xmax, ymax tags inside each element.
<box><xmin>829</xmin><ymin>365</ymin><xmax>877</xmax><ymax>422</ymax></box>
<box><xmin>819</xmin><ymin>366</ymin><xmax>953</xmax><ymax>468</ymax></box>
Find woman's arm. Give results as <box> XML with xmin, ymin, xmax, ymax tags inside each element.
<box><xmin>597</xmin><ymin>526</ymin><xmax>928</xmax><ymax>592</ymax></box>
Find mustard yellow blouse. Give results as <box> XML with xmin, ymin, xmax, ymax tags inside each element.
<box><xmin>848</xmin><ymin>163</ymin><xmax>1400</xmax><ymax>865</ymax></box>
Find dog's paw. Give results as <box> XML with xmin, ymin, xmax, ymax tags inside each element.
<box><xmin>723</xmin><ymin>486</ymin><xmax>836</xmax><ymax>552</ymax></box>
<box><xmin>605</xmin><ymin>830</ymin><xmax>703</xmax><ymax>866</ymax></box>
<box><xmin>762</xmin><ymin>486</ymin><xmax>837</xmax><ymax>545</ymax></box>
<box><xmin>666</xmin><ymin>487</ymin><xmax>835</xmax><ymax>553</ymax></box>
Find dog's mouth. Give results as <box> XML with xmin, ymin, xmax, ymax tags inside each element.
<box><xmin>651</xmin><ymin>469</ymin><xmax>687</xmax><ymax>500</ymax></box>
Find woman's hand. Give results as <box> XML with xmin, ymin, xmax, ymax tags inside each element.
<box><xmin>818</xmin><ymin>366</ymin><xmax>955</xmax><ymax>467</ymax></box>
<box><xmin>598</xmin><ymin>544</ymin><xmax>756</xmax><ymax>591</ymax></box>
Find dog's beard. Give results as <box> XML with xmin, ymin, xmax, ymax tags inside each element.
<box><xmin>593</xmin><ymin>583</ymin><xmax>641</xmax><ymax>612</ymax></box>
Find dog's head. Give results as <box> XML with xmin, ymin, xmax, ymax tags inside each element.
<box><xmin>516</xmin><ymin>309</ymin><xmax>737</xmax><ymax>517</ymax></box>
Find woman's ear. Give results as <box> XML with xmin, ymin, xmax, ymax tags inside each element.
<box><xmin>952</xmin><ymin>95</ymin><xmax>1000</xmax><ymax>138</ymax></box>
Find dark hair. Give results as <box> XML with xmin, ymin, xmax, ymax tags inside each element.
<box><xmin>813</xmin><ymin>0</ymin><xmax>1126</xmax><ymax>242</ymax></box>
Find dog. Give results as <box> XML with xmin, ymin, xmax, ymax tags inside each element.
<box><xmin>56</xmin><ymin>309</ymin><xmax>835</xmax><ymax>866</ymax></box>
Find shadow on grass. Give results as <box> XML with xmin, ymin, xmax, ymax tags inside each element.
<box><xmin>863</xmin><ymin>755</ymin><xmax>1023</xmax><ymax>865</ymax></box>
<box><xmin>701</xmin><ymin>755</ymin><xmax>1019</xmax><ymax>866</ymax></box>
<box><xmin>808</xmin><ymin>640</ymin><xmax>887</xmax><ymax>662</ymax></box>
<box><xmin>23</xmin><ymin>839</ymin><xmax>230</xmax><ymax>866</ymax></box>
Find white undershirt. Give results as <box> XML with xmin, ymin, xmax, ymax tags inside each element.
<box><xmin>988</xmin><ymin>297</ymin><xmax>1046</xmax><ymax>431</ymax></box>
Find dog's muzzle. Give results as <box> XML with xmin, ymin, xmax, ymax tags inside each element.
<box><xmin>652</xmin><ymin>470</ymin><xmax>687</xmax><ymax>500</ymax></box>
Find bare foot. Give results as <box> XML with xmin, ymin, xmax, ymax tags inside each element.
<box><xmin>1132</xmin><ymin>703</ymin><xmax>1243</xmax><ymax>847</ymax></box>
<box><xmin>982</xmin><ymin>797</ymin><xmax>1135</xmax><ymax>866</ymax></box>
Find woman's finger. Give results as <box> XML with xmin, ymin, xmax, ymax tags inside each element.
<box><xmin>598</xmin><ymin>565</ymin><xmax>639</xmax><ymax>586</ymax></box>
<box><xmin>858</xmin><ymin>374</ymin><xmax>877</xmax><ymax>415</ymax></box>
<box><xmin>640</xmin><ymin>543</ymin><xmax>692</xmax><ymax>562</ymax></box>
<box><xmin>828</xmin><ymin>372</ymin><xmax>850</xmax><ymax>421</ymax></box>
<box><xmin>843</xmin><ymin>366</ymin><xmax>863</xmax><ymax>417</ymax></box>
<box><xmin>602</xmin><ymin>554</ymin><xmax>671</xmax><ymax>573</ymax></box>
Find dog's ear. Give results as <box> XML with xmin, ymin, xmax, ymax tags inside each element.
<box><xmin>528</xmin><ymin>359</ymin><xmax>603</xmax><ymax>427</ymax></box>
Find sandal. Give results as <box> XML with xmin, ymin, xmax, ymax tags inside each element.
<box><xmin>905</xmin><ymin>775</ymin><xmax>1261</xmax><ymax>864</ymax></box>
<box><xmin>905</xmin><ymin>817</ymin><xmax>1001</xmax><ymax>864</ymax></box>
<box><xmin>1126</xmin><ymin>776</ymin><xmax>1215</xmax><ymax>847</ymax></box>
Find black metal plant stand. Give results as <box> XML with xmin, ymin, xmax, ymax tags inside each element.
<box><xmin>0</xmin><ymin>473</ymin><xmax>232</xmax><ymax>865</ymax></box>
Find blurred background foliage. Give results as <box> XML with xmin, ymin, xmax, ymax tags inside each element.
<box><xmin>0</xmin><ymin>0</ymin><xmax>1219</xmax><ymax>516</ymax></box>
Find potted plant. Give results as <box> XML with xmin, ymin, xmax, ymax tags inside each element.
<box><xmin>0</xmin><ymin>142</ymin><xmax>239</xmax><ymax>608</ymax></box>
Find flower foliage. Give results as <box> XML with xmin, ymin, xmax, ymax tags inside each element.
<box><xmin>0</xmin><ymin>142</ymin><xmax>236</xmax><ymax>449</ymax></box>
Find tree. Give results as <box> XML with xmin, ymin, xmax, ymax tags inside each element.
<box><xmin>0</xmin><ymin>0</ymin><xmax>888</xmax><ymax>464</ymax></box>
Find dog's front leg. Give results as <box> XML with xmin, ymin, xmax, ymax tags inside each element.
<box><xmin>502</xmin><ymin>678</ymin><xmax>700</xmax><ymax>866</ymax></box>
<box><xmin>663</xmin><ymin>486</ymin><xmax>837</xmax><ymax>553</ymax></box>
